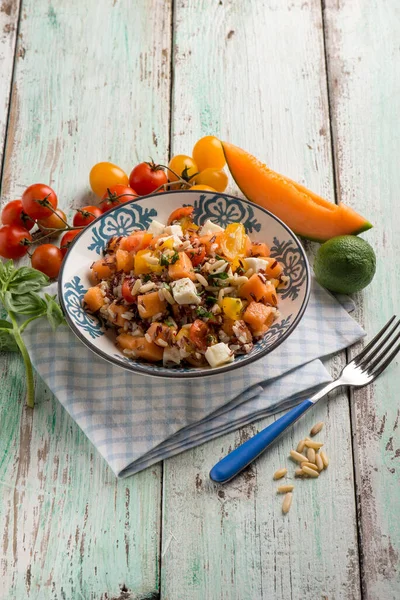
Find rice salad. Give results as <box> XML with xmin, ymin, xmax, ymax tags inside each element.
<box><xmin>83</xmin><ymin>206</ymin><xmax>287</xmax><ymax>369</ymax></box>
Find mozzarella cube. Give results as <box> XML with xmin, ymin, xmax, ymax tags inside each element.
<box><xmin>199</xmin><ymin>219</ymin><xmax>224</xmax><ymax>236</ymax></box>
<box><xmin>172</xmin><ymin>235</ymin><xmax>185</xmax><ymax>250</ymax></box>
<box><xmin>171</xmin><ymin>278</ymin><xmax>201</xmax><ymax>305</ymax></box>
<box><xmin>164</xmin><ymin>224</ymin><xmax>183</xmax><ymax>238</ymax></box>
<box><xmin>205</xmin><ymin>343</ymin><xmax>234</xmax><ymax>368</ymax></box>
<box><xmin>147</xmin><ymin>219</ymin><xmax>166</xmax><ymax>236</ymax></box>
<box><xmin>244</xmin><ymin>257</ymin><xmax>269</xmax><ymax>273</ymax></box>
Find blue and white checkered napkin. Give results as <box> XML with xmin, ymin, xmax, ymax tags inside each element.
<box><xmin>23</xmin><ymin>278</ymin><xmax>364</xmax><ymax>477</ymax></box>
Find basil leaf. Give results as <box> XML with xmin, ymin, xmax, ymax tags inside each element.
<box><xmin>8</xmin><ymin>267</ymin><xmax>49</xmax><ymax>294</ymax></box>
<box><xmin>3</xmin><ymin>290</ymin><xmax>47</xmax><ymax>316</ymax></box>
<box><xmin>44</xmin><ymin>294</ymin><xmax>66</xmax><ymax>331</ymax></box>
<box><xmin>0</xmin><ymin>260</ymin><xmax>15</xmax><ymax>288</ymax></box>
<box><xmin>0</xmin><ymin>330</ymin><xmax>18</xmax><ymax>352</ymax></box>
<box><xmin>0</xmin><ymin>318</ymin><xmax>13</xmax><ymax>330</ymax></box>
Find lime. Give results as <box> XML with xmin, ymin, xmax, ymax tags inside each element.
<box><xmin>313</xmin><ymin>235</ymin><xmax>376</xmax><ymax>294</ymax></box>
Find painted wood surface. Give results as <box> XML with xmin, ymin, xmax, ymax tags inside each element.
<box><xmin>0</xmin><ymin>0</ymin><xmax>399</xmax><ymax>599</ymax></box>
<box><xmin>162</xmin><ymin>1</ymin><xmax>360</xmax><ymax>599</ymax></box>
<box><xmin>0</xmin><ymin>0</ymin><xmax>20</xmax><ymax>171</ymax></box>
<box><xmin>0</xmin><ymin>0</ymin><xmax>172</xmax><ymax>598</ymax></box>
<box><xmin>324</xmin><ymin>1</ymin><xmax>400</xmax><ymax>598</ymax></box>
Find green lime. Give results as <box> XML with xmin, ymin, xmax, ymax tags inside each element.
<box><xmin>313</xmin><ymin>235</ymin><xmax>376</xmax><ymax>294</ymax></box>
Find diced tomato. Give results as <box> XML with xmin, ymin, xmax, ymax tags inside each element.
<box><xmin>186</xmin><ymin>244</ymin><xmax>206</xmax><ymax>267</ymax></box>
<box><xmin>120</xmin><ymin>231</ymin><xmax>153</xmax><ymax>252</ymax></box>
<box><xmin>167</xmin><ymin>206</ymin><xmax>194</xmax><ymax>225</ymax></box>
<box><xmin>122</xmin><ymin>279</ymin><xmax>137</xmax><ymax>303</ymax></box>
<box><xmin>189</xmin><ymin>319</ymin><xmax>209</xmax><ymax>351</ymax></box>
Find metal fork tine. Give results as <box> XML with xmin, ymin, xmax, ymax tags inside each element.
<box><xmin>354</xmin><ymin>315</ymin><xmax>397</xmax><ymax>364</ymax></box>
<box><xmin>359</xmin><ymin>320</ymin><xmax>400</xmax><ymax>369</ymax></box>
<box><xmin>370</xmin><ymin>340</ymin><xmax>400</xmax><ymax>379</ymax></box>
<box><xmin>364</xmin><ymin>330</ymin><xmax>400</xmax><ymax>373</ymax></box>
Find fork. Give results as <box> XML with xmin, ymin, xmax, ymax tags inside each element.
<box><xmin>210</xmin><ymin>316</ymin><xmax>400</xmax><ymax>484</ymax></box>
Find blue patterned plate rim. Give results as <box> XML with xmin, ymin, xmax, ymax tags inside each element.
<box><xmin>58</xmin><ymin>190</ymin><xmax>311</xmax><ymax>379</ymax></box>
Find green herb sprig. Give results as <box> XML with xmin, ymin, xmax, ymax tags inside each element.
<box><xmin>0</xmin><ymin>260</ymin><xmax>66</xmax><ymax>408</ymax></box>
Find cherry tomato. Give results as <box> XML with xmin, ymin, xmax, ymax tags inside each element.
<box><xmin>186</xmin><ymin>245</ymin><xmax>206</xmax><ymax>267</ymax></box>
<box><xmin>1</xmin><ymin>200</ymin><xmax>35</xmax><ymax>231</ymax></box>
<box><xmin>120</xmin><ymin>231</ymin><xmax>153</xmax><ymax>252</ymax></box>
<box><xmin>99</xmin><ymin>184</ymin><xmax>138</xmax><ymax>213</ymax></box>
<box><xmin>129</xmin><ymin>162</ymin><xmax>167</xmax><ymax>195</ymax></box>
<box><xmin>220</xmin><ymin>223</ymin><xmax>247</xmax><ymax>260</ymax></box>
<box><xmin>73</xmin><ymin>205</ymin><xmax>102</xmax><ymax>227</ymax></box>
<box><xmin>60</xmin><ymin>229</ymin><xmax>81</xmax><ymax>256</ymax></box>
<box><xmin>192</xmin><ymin>136</ymin><xmax>226</xmax><ymax>171</ymax></box>
<box><xmin>167</xmin><ymin>206</ymin><xmax>194</xmax><ymax>225</ymax></box>
<box><xmin>192</xmin><ymin>168</ymin><xmax>228</xmax><ymax>192</ymax></box>
<box><xmin>31</xmin><ymin>244</ymin><xmax>63</xmax><ymax>278</ymax></box>
<box><xmin>189</xmin><ymin>319</ymin><xmax>210</xmax><ymax>352</ymax></box>
<box><xmin>0</xmin><ymin>225</ymin><xmax>32</xmax><ymax>259</ymax></box>
<box><xmin>168</xmin><ymin>155</ymin><xmax>198</xmax><ymax>185</ymax></box>
<box><xmin>121</xmin><ymin>279</ymin><xmax>137</xmax><ymax>303</ymax></box>
<box><xmin>38</xmin><ymin>209</ymin><xmax>67</xmax><ymax>236</ymax></box>
<box><xmin>190</xmin><ymin>184</ymin><xmax>217</xmax><ymax>192</ymax></box>
<box><xmin>22</xmin><ymin>184</ymin><xmax>58</xmax><ymax>220</ymax></box>
<box><xmin>89</xmin><ymin>162</ymin><xmax>129</xmax><ymax>197</ymax></box>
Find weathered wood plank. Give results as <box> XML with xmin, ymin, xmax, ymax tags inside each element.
<box><xmin>324</xmin><ymin>2</ymin><xmax>400</xmax><ymax>598</ymax></box>
<box><xmin>0</xmin><ymin>0</ymin><xmax>172</xmax><ymax>597</ymax></box>
<box><xmin>0</xmin><ymin>0</ymin><xmax>20</xmax><ymax>171</ymax></box>
<box><xmin>162</xmin><ymin>1</ymin><xmax>361</xmax><ymax>598</ymax></box>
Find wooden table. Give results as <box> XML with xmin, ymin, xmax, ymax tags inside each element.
<box><xmin>1</xmin><ymin>1</ymin><xmax>399</xmax><ymax>598</ymax></box>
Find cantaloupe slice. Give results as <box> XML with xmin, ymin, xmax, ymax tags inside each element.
<box><xmin>222</xmin><ymin>142</ymin><xmax>372</xmax><ymax>242</ymax></box>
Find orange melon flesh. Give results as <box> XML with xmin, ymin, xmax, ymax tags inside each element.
<box><xmin>222</xmin><ymin>142</ymin><xmax>372</xmax><ymax>242</ymax></box>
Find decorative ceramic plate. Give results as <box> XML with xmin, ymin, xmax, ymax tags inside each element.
<box><xmin>59</xmin><ymin>191</ymin><xmax>310</xmax><ymax>378</ymax></box>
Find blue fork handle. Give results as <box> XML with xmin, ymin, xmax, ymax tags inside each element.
<box><xmin>209</xmin><ymin>398</ymin><xmax>314</xmax><ymax>483</ymax></box>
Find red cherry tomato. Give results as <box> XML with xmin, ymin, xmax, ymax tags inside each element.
<box><xmin>120</xmin><ymin>231</ymin><xmax>153</xmax><ymax>252</ymax></box>
<box><xmin>22</xmin><ymin>184</ymin><xmax>58</xmax><ymax>219</ymax></box>
<box><xmin>60</xmin><ymin>229</ymin><xmax>81</xmax><ymax>256</ymax></box>
<box><xmin>1</xmin><ymin>200</ymin><xmax>35</xmax><ymax>231</ymax></box>
<box><xmin>186</xmin><ymin>245</ymin><xmax>206</xmax><ymax>267</ymax></box>
<box><xmin>0</xmin><ymin>225</ymin><xmax>32</xmax><ymax>259</ymax></box>
<box><xmin>129</xmin><ymin>162</ymin><xmax>167</xmax><ymax>195</ymax></box>
<box><xmin>99</xmin><ymin>184</ymin><xmax>138</xmax><ymax>213</ymax></box>
<box><xmin>121</xmin><ymin>279</ymin><xmax>137</xmax><ymax>303</ymax></box>
<box><xmin>73</xmin><ymin>206</ymin><xmax>102</xmax><ymax>227</ymax></box>
<box><xmin>31</xmin><ymin>244</ymin><xmax>63</xmax><ymax>278</ymax></box>
<box><xmin>189</xmin><ymin>319</ymin><xmax>210</xmax><ymax>352</ymax></box>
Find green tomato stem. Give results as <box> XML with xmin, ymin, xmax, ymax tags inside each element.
<box><xmin>9</xmin><ymin>312</ymin><xmax>35</xmax><ymax>408</ymax></box>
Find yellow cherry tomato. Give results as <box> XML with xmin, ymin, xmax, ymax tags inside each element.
<box><xmin>89</xmin><ymin>162</ymin><xmax>129</xmax><ymax>197</ymax></box>
<box><xmin>193</xmin><ymin>168</ymin><xmax>228</xmax><ymax>192</ymax></box>
<box><xmin>220</xmin><ymin>223</ymin><xmax>247</xmax><ymax>260</ymax></box>
<box><xmin>222</xmin><ymin>297</ymin><xmax>243</xmax><ymax>319</ymax></box>
<box><xmin>168</xmin><ymin>155</ymin><xmax>198</xmax><ymax>184</ymax></box>
<box><xmin>192</xmin><ymin>136</ymin><xmax>226</xmax><ymax>170</ymax></box>
<box><xmin>190</xmin><ymin>184</ymin><xmax>217</xmax><ymax>192</ymax></box>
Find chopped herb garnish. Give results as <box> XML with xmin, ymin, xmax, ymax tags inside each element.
<box><xmin>206</xmin><ymin>334</ymin><xmax>218</xmax><ymax>345</ymax></box>
<box><xmin>205</xmin><ymin>295</ymin><xmax>216</xmax><ymax>304</ymax></box>
<box><xmin>209</xmin><ymin>271</ymin><xmax>229</xmax><ymax>280</ymax></box>
<box><xmin>196</xmin><ymin>306</ymin><xmax>213</xmax><ymax>318</ymax></box>
<box><xmin>143</xmin><ymin>274</ymin><xmax>152</xmax><ymax>282</ymax></box>
<box><xmin>164</xmin><ymin>318</ymin><xmax>174</xmax><ymax>327</ymax></box>
<box><xmin>214</xmin><ymin>254</ymin><xmax>224</xmax><ymax>261</ymax></box>
<box><xmin>160</xmin><ymin>254</ymin><xmax>170</xmax><ymax>267</ymax></box>
<box><xmin>170</xmin><ymin>251</ymin><xmax>180</xmax><ymax>264</ymax></box>
<box><xmin>236</xmin><ymin>267</ymin><xmax>245</xmax><ymax>275</ymax></box>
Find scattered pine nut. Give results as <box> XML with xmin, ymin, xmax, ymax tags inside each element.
<box><xmin>273</xmin><ymin>468</ymin><xmax>288</xmax><ymax>480</ymax></box>
<box><xmin>294</xmin><ymin>468</ymin><xmax>304</xmax><ymax>477</ymax></box>
<box><xmin>277</xmin><ymin>484</ymin><xmax>294</xmax><ymax>493</ymax></box>
<box><xmin>315</xmin><ymin>454</ymin><xmax>324</xmax><ymax>471</ymax></box>
<box><xmin>302</xmin><ymin>465</ymin><xmax>319</xmax><ymax>478</ymax></box>
<box><xmin>282</xmin><ymin>492</ymin><xmax>293</xmax><ymax>514</ymax></box>
<box><xmin>304</xmin><ymin>440</ymin><xmax>324</xmax><ymax>450</ymax></box>
<box><xmin>290</xmin><ymin>450</ymin><xmax>308</xmax><ymax>463</ymax></box>
<box><xmin>310</xmin><ymin>422</ymin><xmax>324</xmax><ymax>436</ymax></box>
<box><xmin>296</xmin><ymin>439</ymin><xmax>306</xmax><ymax>453</ymax></box>
<box><xmin>307</xmin><ymin>447</ymin><xmax>316</xmax><ymax>464</ymax></box>
<box><xmin>320</xmin><ymin>451</ymin><xmax>329</xmax><ymax>468</ymax></box>
<box><xmin>301</xmin><ymin>461</ymin><xmax>319</xmax><ymax>472</ymax></box>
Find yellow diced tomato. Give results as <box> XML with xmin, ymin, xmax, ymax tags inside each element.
<box><xmin>134</xmin><ymin>250</ymin><xmax>163</xmax><ymax>276</ymax></box>
<box><xmin>221</xmin><ymin>297</ymin><xmax>243</xmax><ymax>320</ymax></box>
<box><xmin>220</xmin><ymin>223</ymin><xmax>247</xmax><ymax>260</ymax></box>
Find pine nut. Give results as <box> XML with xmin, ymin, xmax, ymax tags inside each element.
<box><xmin>273</xmin><ymin>468</ymin><xmax>287</xmax><ymax>480</ymax></box>
<box><xmin>282</xmin><ymin>492</ymin><xmax>293</xmax><ymax>514</ymax></box>
<box><xmin>301</xmin><ymin>461</ymin><xmax>319</xmax><ymax>472</ymax></box>
<box><xmin>320</xmin><ymin>451</ymin><xmax>329</xmax><ymax>468</ymax></box>
<box><xmin>307</xmin><ymin>447</ymin><xmax>316</xmax><ymax>464</ymax></box>
<box><xmin>277</xmin><ymin>485</ymin><xmax>294</xmax><ymax>493</ymax></box>
<box><xmin>296</xmin><ymin>439</ymin><xmax>306</xmax><ymax>453</ymax></box>
<box><xmin>290</xmin><ymin>450</ymin><xmax>308</xmax><ymax>463</ymax></box>
<box><xmin>302</xmin><ymin>465</ymin><xmax>319</xmax><ymax>478</ymax></box>
<box><xmin>310</xmin><ymin>422</ymin><xmax>324</xmax><ymax>436</ymax></box>
<box><xmin>294</xmin><ymin>468</ymin><xmax>304</xmax><ymax>477</ymax></box>
<box><xmin>305</xmin><ymin>440</ymin><xmax>324</xmax><ymax>450</ymax></box>
<box><xmin>315</xmin><ymin>454</ymin><xmax>324</xmax><ymax>471</ymax></box>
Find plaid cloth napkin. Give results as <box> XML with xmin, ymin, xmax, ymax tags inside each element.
<box><xmin>23</xmin><ymin>278</ymin><xmax>364</xmax><ymax>477</ymax></box>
